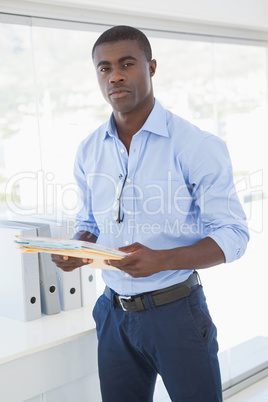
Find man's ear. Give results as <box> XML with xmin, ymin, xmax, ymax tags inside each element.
<box><xmin>149</xmin><ymin>59</ymin><xmax>157</xmax><ymax>77</ymax></box>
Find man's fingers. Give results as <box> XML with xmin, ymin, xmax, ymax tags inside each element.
<box><xmin>118</xmin><ymin>242</ymin><xmax>141</xmax><ymax>253</ymax></box>
<box><xmin>60</xmin><ymin>267</ymin><xmax>76</xmax><ymax>272</ymax></box>
<box><xmin>105</xmin><ymin>254</ymin><xmax>135</xmax><ymax>270</ymax></box>
<box><xmin>104</xmin><ymin>259</ymin><xmax>114</xmax><ymax>267</ymax></box>
<box><xmin>105</xmin><ymin>258</ymin><xmax>125</xmax><ymax>268</ymax></box>
<box><xmin>51</xmin><ymin>254</ymin><xmax>92</xmax><ymax>270</ymax></box>
<box><xmin>82</xmin><ymin>258</ymin><xmax>93</xmax><ymax>264</ymax></box>
<box><xmin>51</xmin><ymin>254</ymin><xmax>68</xmax><ymax>262</ymax></box>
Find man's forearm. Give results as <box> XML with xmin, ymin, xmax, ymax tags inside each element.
<box><xmin>161</xmin><ymin>237</ymin><xmax>225</xmax><ymax>271</ymax></box>
<box><xmin>108</xmin><ymin>237</ymin><xmax>225</xmax><ymax>278</ymax></box>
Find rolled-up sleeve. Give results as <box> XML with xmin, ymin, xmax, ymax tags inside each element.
<box><xmin>73</xmin><ymin>143</ymin><xmax>100</xmax><ymax>238</ymax></box>
<box><xmin>189</xmin><ymin>135</ymin><xmax>249</xmax><ymax>263</ymax></box>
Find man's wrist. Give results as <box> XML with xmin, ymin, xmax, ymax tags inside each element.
<box><xmin>72</xmin><ymin>230</ymin><xmax>98</xmax><ymax>243</ymax></box>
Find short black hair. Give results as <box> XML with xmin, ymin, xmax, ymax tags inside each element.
<box><xmin>92</xmin><ymin>25</ymin><xmax>152</xmax><ymax>61</ymax></box>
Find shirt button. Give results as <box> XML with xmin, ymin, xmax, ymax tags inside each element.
<box><xmin>127</xmin><ymin>210</ymin><xmax>131</xmax><ymax>215</ymax></box>
<box><xmin>120</xmin><ymin>148</ymin><xmax>125</xmax><ymax>153</ymax></box>
<box><xmin>125</xmin><ymin>273</ymin><xmax>129</xmax><ymax>277</ymax></box>
<box><xmin>125</xmin><ymin>241</ymin><xmax>130</xmax><ymax>245</ymax></box>
<box><xmin>126</xmin><ymin>178</ymin><xmax>131</xmax><ymax>183</ymax></box>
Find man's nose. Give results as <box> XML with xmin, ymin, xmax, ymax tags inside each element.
<box><xmin>109</xmin><ymin>68</ymin><xmax>125</xmax><ymax>84</ymax></box>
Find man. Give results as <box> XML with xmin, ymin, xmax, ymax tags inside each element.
<box><xmin>52</xmin><ymin>26</ymin><xmax>249</xmax><ymax>402</ymax></box>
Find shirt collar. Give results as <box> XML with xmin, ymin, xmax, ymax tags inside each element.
<box><xmin>104</xmin><ymin>99</ymin><xmax>169</xmax><ymax>140</ymax></box>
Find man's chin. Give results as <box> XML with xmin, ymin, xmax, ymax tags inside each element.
<box><xmin>110</xmin><ymin>101</ymin><xmax>134</xmax><ymax>115</ymax></box>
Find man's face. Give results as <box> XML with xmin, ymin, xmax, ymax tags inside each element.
<box><xmin>93</xmin><ymin>40</ymin><xmax>156</xmax><ymax>115</ymax></box>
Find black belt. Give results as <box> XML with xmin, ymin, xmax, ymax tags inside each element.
<box><xmin>104</xmin><ymin>271</ymin><xmax>200</xmax><ymax>312</ymax></box>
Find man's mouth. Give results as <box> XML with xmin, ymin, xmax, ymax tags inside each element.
<box><xmin>109</xmin><ymin>88</ymin><xmax>130</xmax><ymax>99</ymax></box>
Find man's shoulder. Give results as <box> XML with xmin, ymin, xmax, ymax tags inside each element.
<box><xmin>80</xmin><ymin>121</ymin><xmax>108</xmax><ymax>147</ymax></box>
<box><xmin>75</xmin><ymin>120</ymin><xmax>109</xmax><ymax>166</ymax></box>
<box><xmin>165</xmin><ymin>107</ymin><xmax>217</xmax><ymax>144</ymax></box>
<box><xmin>161</xmin><ymin>106</ymin><xmax>227</xmax><ymax>165</ymax></box>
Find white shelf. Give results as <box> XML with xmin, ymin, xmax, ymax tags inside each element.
<box><xmin>0</xmin><ymin>307</ymin><xmax>95</xmax><ymax>364</ymax></box>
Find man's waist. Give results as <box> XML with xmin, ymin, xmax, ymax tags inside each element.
<box><xmin>104</xmin><ymin>271</ymin><xmax>201</xmax><ymax>312</ymax></box>
<box><xmin>102</xmin><ymin>267</ymin><xmax>195</xmax><ymax>295</ymax></box>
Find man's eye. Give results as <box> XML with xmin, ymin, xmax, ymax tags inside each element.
<box><xmin>123</xmin><ymin>63</ymin><xmax>134</xmax><ymax>67</ymax></box>
<box><xmin>100</xmin><ymin>67</ymin><xmax>109</xmax><ymax>72</ymax></box>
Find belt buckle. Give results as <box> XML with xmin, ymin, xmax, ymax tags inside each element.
<box><xmin>118</xmin><ymin>295</ymin><xmax>132</xmax><ymax>311</ymax></box>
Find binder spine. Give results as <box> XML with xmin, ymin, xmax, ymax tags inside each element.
<box><xmin>21</xmin><ymin>251</ymin><xmax>42</xmax><ymax>321</ymax></box>
<box><xmin>39</xmin><ymin>252</ymin><xmax>61</xmax><ymax>315</ymax></box>
<box><xmin>56</xmin><ymin>267</ymin><xmax>82</xmax><ymax>311</ymax></box>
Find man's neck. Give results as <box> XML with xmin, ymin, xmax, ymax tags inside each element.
<box><xmin>113</xmin><ymin>99</ymin><xmax>154</xmax><ymax>152</ymax></box>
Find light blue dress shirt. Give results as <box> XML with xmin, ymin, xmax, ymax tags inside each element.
<box><xmin>74</xmin><ymin>99</ymin><xmax>249</xmax><ymax>295</ymax></box>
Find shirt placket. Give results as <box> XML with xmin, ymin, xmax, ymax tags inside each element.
<box><xmin>116</xmin><ymin>133</ymin><xmax>143</xmax><ymax>247</ymax></box>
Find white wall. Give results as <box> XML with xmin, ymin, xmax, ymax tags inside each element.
<box><xmin>37</xmin><ymin>0</ymin><xmax>268</xmax><ymax>30</ymax></box>
<box><xmin>1</xmin><ymin>0</ymin><xmax>268</xmax><ymax>39</ymax></box>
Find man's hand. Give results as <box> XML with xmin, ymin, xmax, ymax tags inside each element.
<box><xmin>51</xmin><ymin>230</ymin><xmax>97</xmax><ymax>272</ymax></box>
<box><xmin>104</xmin><ymin>237</ymin><xmax>225</xmax><ymax>278</ymax></box>
<box><xmin>105</xmin><ymin>242</ymin><xmax>166</xmax><ymax>278</ymax></box>
<box><xmin>51</xmin><ymin>254</ymin><xmax>93</xmax><ymax>272</ymax></box>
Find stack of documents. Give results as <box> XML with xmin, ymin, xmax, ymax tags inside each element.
<box><xmin>14</xmin><ymin>225</ymin><xmax>127</xmax><ymax>312</ymax></box>
<box><xmin>15</xmin><ymin>236</ymin><xmax>126</xmax><ymax>270</ymax></box>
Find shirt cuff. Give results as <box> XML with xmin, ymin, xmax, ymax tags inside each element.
<box><xmin>207</xmin><ymin>228</ymin><xmax>249</xmax><ymax>263</ymax></box>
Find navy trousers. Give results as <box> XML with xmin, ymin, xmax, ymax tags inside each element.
<box><xmin>93</xmin><ymin>284</ymin><xmax>222</xmax><ymax>402</ymax></box>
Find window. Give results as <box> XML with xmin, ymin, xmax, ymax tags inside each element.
<box><xmin>0</xmin><ymin>24</ymin><xmax>109</xmax><ymax>225</ymax></box>
<box><xmin>150</xmin><ymin>36</ymin><xmax>268</xmax><ymax>352</ymax></box>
